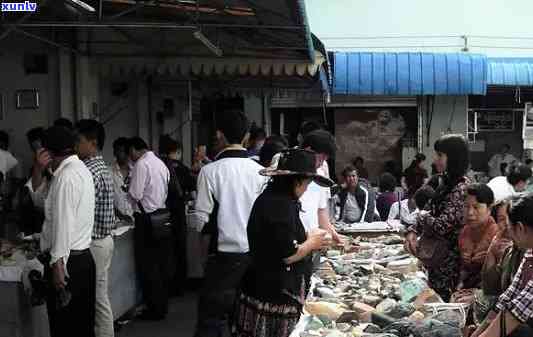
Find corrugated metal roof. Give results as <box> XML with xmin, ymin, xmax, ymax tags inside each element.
<box><xmin>333</xmin><ymin>52</ymin><xmax>487</xmax><ymax>96</ymax></box>
<box><xmin>487</xmin><ymin>58</ymin><xmax>533</xmax><ymax>86</ymax></box>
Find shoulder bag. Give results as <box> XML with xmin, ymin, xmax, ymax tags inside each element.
<box><xmin>415</xmin><ymin>207</ymin><xmax>450</xmax><ymax>268</ymax></box>
<box><xmin>137</xmin><ymin>201</ymin><xmax>172</xmax><ymax>242</ymax></box>
<box><xmin>416</xmin><ymin>232</ymin><xmax>450</xmax><ymax>268</ymax></box>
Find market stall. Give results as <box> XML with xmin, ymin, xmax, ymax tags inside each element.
<box><xmin>0</xmin><ymin>225</ymin><xmax>140</xmax><ymax>337</ymax></box>
<box><xmin>290</xmin><ymin>233</ymin><xmax>467</xmax><ymax>337</ymax></box>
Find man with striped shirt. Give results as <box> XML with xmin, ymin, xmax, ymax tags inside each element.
<box><xmin>76</xmin><ymin>120</ymin><xmax>116</xmax><ymax>337</ymax></box>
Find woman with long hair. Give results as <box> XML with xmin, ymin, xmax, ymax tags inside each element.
<box><xmin>405</xmin><ymin>134</ymin><xmax>470</xmax><ymax>301</ymax></box>
<box><xmin>232</xmin><ymin>149</ymin><xmax>333</xmax><ymax>337</ymax></box>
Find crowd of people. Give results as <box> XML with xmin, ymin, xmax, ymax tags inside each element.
<box><xmin>1</xmin><ymin>113</ymin><xmax>533</xmax><ymax>337</ymax></box>
<box><xmin>0</xmin><ymin>118</ymin><xmax>196</xmax><ymax>337</ymax></box>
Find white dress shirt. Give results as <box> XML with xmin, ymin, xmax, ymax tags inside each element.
<box><xmin>25</xmin><ymin>178</ymin><xmax>50</xmax><ymax>210</ymax></box>
<box><xmin>388</xmin><ymin>199</ymin><xmax>418</xmax><ymax>225</ymax></box>
<box><xmin>0</xmin><ymin>149</ymin><xmax>18</xmax><ymax>176</ymax></box>
<box><xmin>111</xmin><ymin>162</ymin><xmax>133</xmax><ymax>218</ymax></box>
<box><xmin>488</xmin><ymin>176</ymin><xmax>521</xmax><ymax>204</ymax></box>
<box><xmin>128</xmin><ymin>151</ymin><xmax>169</xmax><ymax>213</ymax></box>
<box><xmin>40</xmin><ymin>155</ymin><xmax>95</xmax><ymax>269</ymax></box>
<box><xmin>194</xmin><ymin>149</ymin><xmax>266</xmax><ymax>253</ymax></box>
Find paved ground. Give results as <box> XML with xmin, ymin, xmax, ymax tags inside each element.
<box><xmin>118</xmin><ymin>292</ymin><xmax>198</xmax><ymax>337</ymax></box>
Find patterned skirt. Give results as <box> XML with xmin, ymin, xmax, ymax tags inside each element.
<box><xmin>232</xmin><ymin>293</ymin><xmax>302</xmax><ymax>337</ymax></box>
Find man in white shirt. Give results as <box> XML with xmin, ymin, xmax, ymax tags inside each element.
<box><xmin>0</xmin><ymin>130</ymin><xmax>19</xmax><ymax>178</ymax></box>
<box><xmin>39</xmin><ymin>126</ymin><xmax>96</xmax><ymax>337</ymax></box>
<box><xmin>300</xmin><ymin>130</ymin><xmax>341</xmax><ymax>243</ymax></box>
<box><xmin>488</xmin><ymin>164</ymin><xmax>532</xmax><ymax>204</ymax></box>
<box><xmin>193</xmin><ymin>109</ymin><xmax>266</xmax><ymax>337</ymax></box>
<box><xmin>127</xmin><ymin>137</ymin><xmax>172</xmax><ymax>321</ymax></box>
<box><xmin>488</xmin><ymin>144</ymin><xmax>518</xmax><ymax>178</ymax></box>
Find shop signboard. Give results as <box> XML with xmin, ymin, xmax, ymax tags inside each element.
<box><xmin>475</xmin><ymin>110</ymin><xmax>515</xmax><ymax>132</ymax></box>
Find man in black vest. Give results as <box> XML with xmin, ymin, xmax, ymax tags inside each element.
<box><xmin>335</xmin><ymin>165</ymin><xmax>377</xmax><ymax>223</ymax></box>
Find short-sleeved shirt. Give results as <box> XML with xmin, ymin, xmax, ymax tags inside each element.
<box><xmin>299</xmin><ymin>181</ymin><xmax>328</xmax><ymax>232</ymax></box>
<box><xmin>83</xmin><ymin>155</ymin><xmax>116</xmax><ymax>239</ymax></box>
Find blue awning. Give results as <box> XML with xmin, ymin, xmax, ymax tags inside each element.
<box><xmin>333</xmin><ymin>52</ymin><xmax>487</xmax><ymax>96</ymax></box>
<box><xmin>487</xmin><ymin>58</ymin><xmax>533</xmax><ymax>86</ymax></box>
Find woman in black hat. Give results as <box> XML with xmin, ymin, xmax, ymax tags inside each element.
<box><xmin>232</xmin><ymin>149</ymin><xmax>333</xmax><ymax>337</ymax></box>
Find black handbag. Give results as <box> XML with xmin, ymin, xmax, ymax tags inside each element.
<box><xmin>137</xmin><ymin>202</ymin><xmax>172</xmax><ymax>241</ymax></box>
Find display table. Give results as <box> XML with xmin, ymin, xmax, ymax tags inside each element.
<box><xmin>0</xmin><ymin>225</ymin><xmax>140</xmax><ymax>337</ymax></box>
<box><xmin>0</xmin><ymin>282</ymin><xmax>49</xmax><ymax>337</ymax></box>
<box><xmin>335</xmin><ymin>220</ymin><xmax>405</xmax><ymax>238</ymax></box>
<box><xmin>108</xmin><ymin>226</ymin><xmax>141</xmax><ymax>319</ymax></box>
<box><xmin>186</xmin><ymin>212</ymin><xmax>209</xmax><ymax>279</ymax></box>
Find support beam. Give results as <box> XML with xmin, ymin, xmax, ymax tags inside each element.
<box><xmin>98</xmin><ymin>0</ymin><xmax>103</xmax><ymax>20</ymax></box>
<box><xmin>6</xmin><ymin>22</ymin><xmax>304</xmax><ymax>30</ymax></box>
<box><xmin>13</xmin><ymin>28</ymin><xmax>83</xmax><ymax>54</ymax></box>
<box><xmin>0</xmin><ymin>0</ymin><xmax>48</xmax><ymax>41</ymax></box>
<box><xmin>241</xmin><ymin>0</ymin><xmax>292</xmax><ymax>23</ymax></box>
<box><xmin>0</xmin><ymin>12</ymin><xmax>34</xmax><ymax>41</ymax></box>
<box><xmin>111</xmin><ymin>26</ymin><xmax>152</xmax><ymax>50</ymax></box>
<box><xmin>108</xmin><ymin>1</ymin><xmax>152</xmax><ymax>20</ymax></box>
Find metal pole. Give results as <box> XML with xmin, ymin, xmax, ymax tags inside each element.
<box><xmin>98</xmin><ymin>0</ymin><xmax>103</xmax><ymax>20</ymax></box>
<box><xmin>147</xmin><ymin>76</ymin><xmax>153</xmax><ymax>148</ymax></box>
<box><xmin>188</xmin><ymin>80</ymin><xmax>193</xmax><ymax>164</ymax></box>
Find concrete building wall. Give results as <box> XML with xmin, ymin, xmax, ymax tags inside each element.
<box><xmin>0</xmin><ymin>36</ymin><xmax>60</xmax><ymax>176</ymax></box>
<box><xmin>419</xmin><ymin>96</ymin><xmax>469</xmax><ymax>172</ymax></box>
<box><xmin>99</xmin><ymin>78</ymin><xmax>140</xmax><ymax>164</ymax></box>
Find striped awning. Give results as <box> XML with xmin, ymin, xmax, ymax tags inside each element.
<box><xmin>96</xmin><ymin>52</ymin><xmax>326</xmax><ymax>78</ymax></box>
<box><xmin>333</xmin><ymin>52</ymin><xmax>487</xmax><ymax>96</ymax></box>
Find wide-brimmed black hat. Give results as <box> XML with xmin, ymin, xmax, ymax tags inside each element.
<box><xmin>260</xmin><ymin>149</ymin><xmax>334</xmax><ymax>188</ymax></box>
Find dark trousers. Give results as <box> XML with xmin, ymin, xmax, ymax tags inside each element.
<box><xmin>194</xmin><ymin>252</ymin><xmax>250</xmax><ymax>337</ymax></box>
<box><xmin>171</xmin><ymin>209</ymin><xmax>187</xmax><ymax>295</ymax></box>
<box><xmin>45</xmin><ymin>250</ymin><xmax>96</xmax><ymax>337</ymax></box>
<box><xmin>134</xmin><ymin>213</ymin><xmax>175</xmax><ymax>317</ymax></box>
